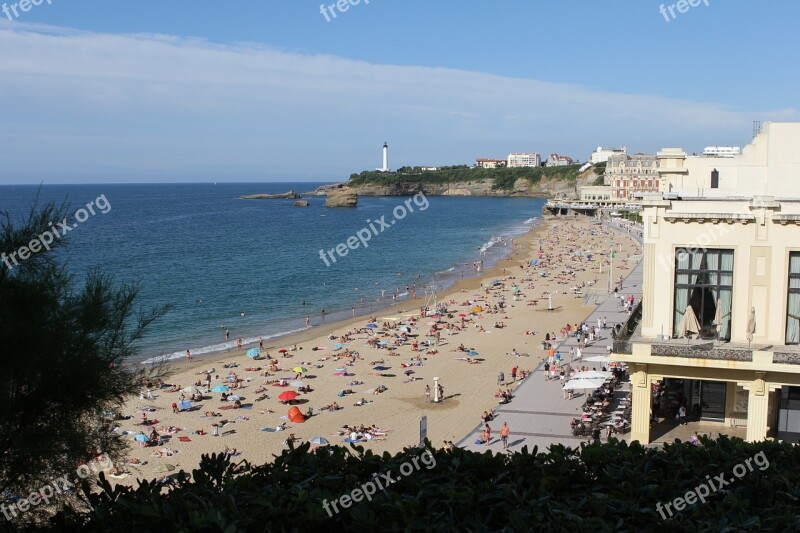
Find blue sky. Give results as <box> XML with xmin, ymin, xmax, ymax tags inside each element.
<box><xmin>1</xmin><ymin>0</ymin><xmax>798</xmax><ymax>183</ymax></box>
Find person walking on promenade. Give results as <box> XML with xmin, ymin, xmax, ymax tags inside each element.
<box><xmin>544</xmin><ymin>361</ymin><xmax>550</xmax><ymax>381</ymax></box>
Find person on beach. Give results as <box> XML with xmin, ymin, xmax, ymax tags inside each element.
<box><xmin>259</xmin><ymin>337</ymin><xmax>263</xmax><ymax>350</ymax></box>
<box><xmin>425</xmin><ymin>385</ymin><xmax>431</xmax><ymax>403</ymax></box>
<box><xmin>500</xmin><ymin>422</ymin><xmax>510</xmax><ymax>450</ymax></box>
<box><xmin>483</xmin><ymin>424</ymin><xmax>491</xmax><ymax>446</ymax></box>
<box><xmin>511</xmin><ymin>367</ymin><xmax>517</xmax><ymax>382</ymax></box>
<box><xmin>225</xmin><ymin>329</ymin><xmax>230</xmax><ymax>340</ymax></box>
<box><xmin>497</xmin><ymin>371</ymin><xmax>505</xmax><ymax>386</ymax></box>
<box><xmin>186</xmin><ymin>350</ymin><xmax>192</xmax><ymax>362</ymax></box>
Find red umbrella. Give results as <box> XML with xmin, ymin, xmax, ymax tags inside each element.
<box><xmin>278</xmin><ymin>348</ymin><xmax>289</xmax><ymax>353</ymax></box>
<box><xmin>278</xmin><ymin>391</ymin><xmax>299</xmax><ymax>401</ymax></box>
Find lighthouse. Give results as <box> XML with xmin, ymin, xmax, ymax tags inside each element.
<box><xmin>380</xmin><ymin>142</ymin><xmax>389</xmax><ymax>172</ymax></box>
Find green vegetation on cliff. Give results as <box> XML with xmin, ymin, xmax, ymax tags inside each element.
<box><xmin>348</xmin><ymin>164</ymin><xmax>583</xmax><ymax>191</ymax></box>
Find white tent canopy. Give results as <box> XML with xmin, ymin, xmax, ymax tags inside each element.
<box><xmin>563</xmin><ymin>379</ymin><xmax>606</xmax><ymax>390</ymax></box>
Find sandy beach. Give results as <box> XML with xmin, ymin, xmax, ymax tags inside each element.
<box><xmin>111</xmin><ymin>215</ymin><xmax>642</xmax><ymax>484</ymax></box>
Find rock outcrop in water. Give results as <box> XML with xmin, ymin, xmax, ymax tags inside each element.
<box><xmin>293</xmin><ymin>199</ymin><xmax>309</xmax><ymax>207</ymax></box>
<box><xmin>240</xmin><ymin>191</ymin><xmax>301</xmax><ymax>200</ymax></box>
<box><xmin>324</xmin><ymin>186</ymin><xmax>358</xmax><ymax>208</ymax></box>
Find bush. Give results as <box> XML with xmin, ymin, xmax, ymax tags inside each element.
<box><xmin>42</xmin><ymin>436</ymin><xmax>800</xmax><ymax>531</ymax></box>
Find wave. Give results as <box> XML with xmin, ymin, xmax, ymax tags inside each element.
<box><xmin>141</xmin><ymin>326</ymin><xmax>310</xmax><ymax>365</ymax></box>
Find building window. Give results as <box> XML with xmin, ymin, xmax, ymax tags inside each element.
<box><xmin>674</xmin><ymin>249</ymin><xmax>734</xmax><ymax>340</ymax></box>
<box><xmin>787</xmin><ymin>252</ymin><xmax>800</xmax><ymax>344</ymax></box>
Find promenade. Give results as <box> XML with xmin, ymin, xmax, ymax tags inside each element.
<box><xmin>458</xmin><ymin>220</ymin><xmax>643</xmax><ymax>452</ymax></box>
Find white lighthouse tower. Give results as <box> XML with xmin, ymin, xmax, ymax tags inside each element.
<box><xmin>379</xmin><ymin>142</ymin><xmax>389</xmax><ymax>172</ymax></box>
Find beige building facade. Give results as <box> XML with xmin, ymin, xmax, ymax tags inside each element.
<box><xmin>613</xmin><ymin>122</ymin><xmax>800</xmax><ymax>445</ymax></box>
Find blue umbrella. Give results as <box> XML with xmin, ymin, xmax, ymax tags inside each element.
<box><xmin>467</xmin><ymin>351</ymin><xmax>479</xmax><ymax>356</ymax></box>
<box><xmin>373</xmin><ymin>365</ymin><xmax>388</xmax><ymax>371</ymax></box>
<box><xmin>134</xmin><ymin>434</ymin><xmax>149</xmax><ymax>443</ymax></box>
<box><xmin>366</xmin><ymin>323</ymin><xmax>378</xmax><ymax>329</ymax></box>
<box><xmin>378</xmin><ymin>340</ymin><xmax>388</xmax><ymax>345</ymax></box>
<box><xmin>332</xmin><ymin>343</ymin><xmax>344</xmax><ymax>350</ymax></box>
<box><xmin>179</xmin><ymin>400</ymin><xmax>192</xmax><ymax>410</ymax></box>
<box><xmin>211</xmin><ymin>385</ymin><xmax>229</xmax><ymax>393</ymax></box>
<box><xmin>246</xmin><ymin>348</ymin><xmax>260</xmax><ymax>358</ymax></box>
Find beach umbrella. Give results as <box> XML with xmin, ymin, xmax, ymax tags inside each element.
<box><xmin>309</xmin><ymin>436</ymin><xmax>329</xmax><ymax>446</ymax></box>
<box><xmin>467</xmin><ymin>350</ymin><xmax>479</xmax><ymax>356</ymax></box>
<box><xmin>564</xmin><ymin>379</ymin><xmax>606</xmax><ymax>390</ymax></box>
<box><xmin>334</xmin><ymin>371</ymin><xmax>347</xmax><ymax>376</ymax></box>
<box><xmin>278</xmin><ymin>391</ymin><xmax>299</xmax><ymax>401</ymax></box>
<box><xmin>458</xmin><ymin>313</ymin><xmax>466</xmax><ymax>317</ymax></box>
<box><xmin>678</xmin><ymin>306</ymin><xmax>701</xmax><ymax>339</ymax></box>
<box><xmin>227</xmin><ymin>395</ymin><xmax>241</xmax><ymax>402</ymax></box>
<box><xmin>278</xmin><ymin>348</ymin><xmax>289</xmax><ymax>353</ymax></box>
<box><xmin>404</xmin><ymin>369</ymin><xmax>415</xmax><ymax>375</ymax></box>
<box><xmin>400</xmin><ymin>326</ymin><xmax>411</xmax><ymax>333</ymax></box>
<box><xmin>373</xmin><ymin>365</ymin><xmax>388</xmax><ymax>371</ymax></box>
<box><xmin>183</xmin><ymin>386</ymin><xmax>202</xmax><ymax>395</ymax></box>
<box><xmin>290</xmin><ymin>381</ymin><xmax>305</xmax><ymax>388</ymax></box>
<box><xmin>366</xmin><ymin>323</ymin><xmax>378</xmax><ymax>329</ymax></box>
<box><xmin>155</xmin><ymin>464</ymin><xmax>176</xmax><ymax>473</ymax></box>
<box><xmin>293</xmin><ymin>367</ymin><xmax>308</xmax><ymax>374</ymax></box>
<box><xmin>747</xmin><ymin>306</ymin><xmax>756</xmax><ymax>345</ymax></box>
<box><xmin>331</xmin><ymin>343</ymin><xmax>345</xmax><ymax>350</ymax></box>
<box><xmin>713</xmin><ymin>299</ymin><xmax>723</xmax><ymax>335</ymax></box>
<box><xmin>134</xmin><ymin>433</ymin><xmax>149</xmax><ymax>443</ymax></box>
<box><xmin>572</xmin><ymin>371</ymin><xmax>612</xmax><ymax>381</ymax></box>
<box><xmin>210</xmin><ymin>385</ymin><xmax>229</xmax><ymax>393</ymax></box>
<box><xmin>246</xmin><ymin>348</ymin><xmax>260</xmax><ymax>358</ymax></box>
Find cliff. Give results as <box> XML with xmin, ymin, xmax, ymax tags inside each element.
<box><xmin>313</xmin><ymin>166</ymin><xmax>601</xmax><ymax>199</ymax></box>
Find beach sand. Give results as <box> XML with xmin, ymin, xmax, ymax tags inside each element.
<box><xmin>111</xmin><ymin>215</ymin><xmax>642</xmax><ymax>484</ymax></box>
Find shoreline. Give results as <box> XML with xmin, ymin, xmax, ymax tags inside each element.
<box><xmin>154</xmin><ymin>219</ymin><xmax>545</xmax><ymax>376</ymax></box>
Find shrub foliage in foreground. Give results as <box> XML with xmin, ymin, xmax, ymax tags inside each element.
<box><xmin>47</xmin><ymin>436</ymin><xmax>800</xmax><ymax>531</ymax></box>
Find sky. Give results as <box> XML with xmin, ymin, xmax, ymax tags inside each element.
<box><xmin>1</xmin><ymin>0</ymin><xmax>798</xmax><ymax>184</ymax></box>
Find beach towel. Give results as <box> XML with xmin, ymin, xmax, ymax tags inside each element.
<box><xmin>260</xmin><ymin>427</ymin><xmax>277</xmax><ymax>432</ymax></box>
<box><xmin>178</xmin><ymin>436</ymin><xmax>191</xmax><ymax>442</ymax></box>
<box><xmin>344</xmin><ymin>438</ymin><xmax>361</xmax><ymax>444</ymax></box>
<box><xmin>219</xmin><ymin>405</ymin><xmax>236</xmax><ymax>410</ymax></box>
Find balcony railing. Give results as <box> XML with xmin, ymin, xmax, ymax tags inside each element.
<box><xmin>612</xmin><ymin>301</ymin><xmax>643</xmax><ymax>355</ymax></box>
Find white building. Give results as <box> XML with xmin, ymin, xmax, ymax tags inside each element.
<box><xmin>702</xmin><ymin>146</ymin><xmax>741</xmax><ymax>158</ymax></box>
<box><xmin>475</xmin><ymin>158</ymin><xmax>507</xmax><ymax>169</ymax></box>
<box><xmin>589</xmin><ymin>146</ymin><xmax>627</xmax><ymax>164</ymax></box>
<box><xmin>546</xmin><ymin>154</ymin><xmax>574</xmax><ymax>167</ymax></box>
<box><xmin>507</xmin><ymin>152</ymin><xmax>541</xmax><ymax>168</ymax></box>
<box><xmin>613</xmin><ymin>121</ymin><xmax>800</xmax><ymax>445</ymax></box>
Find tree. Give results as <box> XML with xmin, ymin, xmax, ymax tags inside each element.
<box><xmin>0</xmin><ymin>196</ymin><xmax>168</xmax><ymax>516</ymax></box>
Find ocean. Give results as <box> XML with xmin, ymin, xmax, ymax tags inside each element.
<box><xmin>0</xmin><ymin>183</ymin><xmax>544</xmax><ymax>362</ymax></box>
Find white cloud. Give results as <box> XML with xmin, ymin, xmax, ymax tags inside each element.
<box><xmin>0</xmin><ymin>22</ymin><xmax>796</xmax><ymax>182</ymax></box>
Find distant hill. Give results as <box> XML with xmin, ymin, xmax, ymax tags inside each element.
<box><xmin>336</xmin><ymin>164</ymin><xmax>600</xmax><ymax>198</ymax></box>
